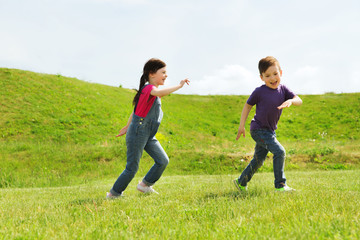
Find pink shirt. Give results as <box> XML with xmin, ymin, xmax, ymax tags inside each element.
<box><xmin>134</xmin><ymin>85</ymin><xmax>157</xmax><ymax>118</ymax></box>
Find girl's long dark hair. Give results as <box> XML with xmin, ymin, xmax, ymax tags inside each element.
<box><xmin>132</xmin><ymin>58</ymin><xmax>166</xmax><ymax>106</ymax></box>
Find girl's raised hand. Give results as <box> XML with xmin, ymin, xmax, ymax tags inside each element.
<box><xmin>180</xmin><ymin>79</ymin><xmax>190</xmax><ymax>87</ymax></box>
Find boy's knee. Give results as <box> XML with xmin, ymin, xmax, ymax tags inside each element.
<box><xmin>254</xmin><ymin>158</ymin><xmax>264</xmax><ymax>168</ymax></box>
<box><xmin>275</xmin><ymin>148</ymin><xmax>286</xmax><ymax>158</ymax></box>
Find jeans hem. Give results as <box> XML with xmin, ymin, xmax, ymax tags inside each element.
<box><xmin>110</xmin><ymin>189</ymin><xmax>122</xmax><ymax>196</ymax></box>
<box><xmin>142</xmin><ymin>178</ymin><xmax>155</xmax><ymax>186</ymax></box>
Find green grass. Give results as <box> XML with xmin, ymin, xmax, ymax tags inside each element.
<box><xmin>1</xmin><ymin>68</ymin><xmax>360</xmax><ymax>239</ymax></box>
<box><xmin>1</xmin><ymin>170</ymin><xmax>359</xmax><ymax>239</ymax></box>
<box><xmin>1</xmin><ymin>68</ymin><xmax>360</xmax><ymax>188</ymax></box>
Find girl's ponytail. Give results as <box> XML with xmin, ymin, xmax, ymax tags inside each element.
<box><xmin>132</xmin><ymin>58</ymin><xmax>166</xmax><ymax>107</ymax></box>
<box><xmin>132</xmin><ymin>74</ymin><xmax>147</xmax><ymax>106</ymax></box>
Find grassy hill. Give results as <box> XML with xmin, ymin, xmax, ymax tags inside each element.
<box><xmin>1</xmin><ymin>68</ymin><xmax>359</xmax><ymax>188</ymax></box>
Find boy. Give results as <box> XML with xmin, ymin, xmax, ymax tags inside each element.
<box><xmin>233</xmin><ymin>56</ymin><xmax>302</xmax><ymax>192</ymax></box>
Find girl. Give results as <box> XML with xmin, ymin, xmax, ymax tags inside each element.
<box><xmin>107</xmin><ymin>58</ymin><xmax>190</xmax><ymax>198</ymax></box>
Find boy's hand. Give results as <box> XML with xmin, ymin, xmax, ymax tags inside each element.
<box><xmin>236</xmin><ymin>127</ymin><xmax>246</xmax><ymax>140</ymax></box>
<box><xmin>277</xmin><ymin>99</ymin><xmax>292</xmax><ymax>109</ymax></box>
<box><xmin>116</xmin><ymin>127</ymin><xmax>128</xmax><ymax>137</ymax></box>
<box><xmin>278</xmin><ymin>96</ymin><xmax>302</xmax><ymax>109</ymax></box>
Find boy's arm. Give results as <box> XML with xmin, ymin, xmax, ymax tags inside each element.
<box><xmin>116</xmin><ymin>112</ymin><xmax>133</xmax><ymax>137</ymax></box>
<box><xmin>236</xmin><ymin>103</ymin><xmax>253</xmax><ymax>140</ymax></box>
<box><xmin>277</xmin><ymin>95</ymin><xmax>302</xmax><ymax>109</ymax></box>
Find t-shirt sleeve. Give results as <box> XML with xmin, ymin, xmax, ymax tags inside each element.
<box><xmin>141</xmin><ymin>84</ymin><xmax>155</xmax><ymax>101</ymax></box>
<box><xmin>283</xmin><ymin>85</ymin><xmax>296</xmax><ymax>100</ymax></box>
<box><xmin>247</xmin><ymin>88</ymin><xmax>259</xmax><ymax>106</ymax></box>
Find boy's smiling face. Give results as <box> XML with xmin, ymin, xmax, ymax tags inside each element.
<box><xmin>260</xmin><ymin>65</ymin><xmax>282</xmax><ymax>89</ymax></box>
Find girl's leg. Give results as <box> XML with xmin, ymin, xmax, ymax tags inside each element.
<box><xmin>238</xmin><ymin>143</ymin><xmax>268</xmax><ymax>186</ymax></box>
<box><xmin>110</xmin><ymin>122</ymin><xmax>148</xmax><ymax>195</ymax></box>
<box><xmin>142</xmin><ymin>138</ymin><xmax>169</xmax><ymax>186</ymax></box>
<box><xmin>110</xmin><ymin>145</ymin><xmax>144</xmax><ymax>195</ymax></box>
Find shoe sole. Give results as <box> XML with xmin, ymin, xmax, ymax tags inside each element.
<box><xmin>136</xmin><ymin>186</ymin><xmax>146</xmax><ymax>193</ymax></box>
<box><xmin>275</xmin><ymin>188</ymin><xmax>296</xmax><ymax>193</ymax></box>
<box><xmin>233</xmin><ymin>179</ymin><xmax>246</xmax><ymax>192</ymax></box>
<box><xmin>136</xmin><ymin>186</ymin><xmax>159</xmax><ymax>194</ymax></box>
<box><xmin>106</xmin><ymin>192</ymin><xmax>122</xmax><ymax>199</ymax></box>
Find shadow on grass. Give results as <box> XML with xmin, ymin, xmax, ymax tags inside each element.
<box><xmin>69</xmin><ymin>197</ymin><xmax>105</xmax><ymax>206</ymax></box>
<box><xmin>204</xmin><ymin>189</ymin><xmax>266</xmax><ymax>200</ymax></box>
<box><xmin>69</xmin><ymin>191</ymin><xmax>156</xmax><ymax>207</ymax></box>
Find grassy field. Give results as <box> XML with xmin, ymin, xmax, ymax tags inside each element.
<box><xmin>1</xmin><ymin>68</ymin><xmax>359</xmax><ymax>188</ymax></box>
<box><xmin>1</xmin><ymin>170</ymin><xmax>359</xmax><ymax>239</ymax></box>
<box><xmin>1</xmin><ymin>68</ymin><xmax>360</xmax><ymax>239</ymax></box>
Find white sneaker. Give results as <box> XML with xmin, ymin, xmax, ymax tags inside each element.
<box><xmin>136</xmin><ymin>183</ymin><xmax>159</xmax><ymax>194</ymax></box>
<box><xmin>106</xmin><ymin>192</ymin><xmax>123</xmax><ymax>199</ymax></box>
<box><xmin>275</xmin><ymin>185</ymin><xmax>296</xmax><ymax>192</ymax></box>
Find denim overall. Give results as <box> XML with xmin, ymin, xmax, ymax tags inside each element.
<box><xmin>110</xmin><ymin>96</ymin><xmax>169</xmax><ymax>196</ymax></box>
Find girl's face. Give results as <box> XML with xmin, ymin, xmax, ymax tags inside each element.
<box><xmin>260</xmin><ymin>65</ymin><xmax>282</xmax><ymax>89</ymax></box>
<box><xmin>149</xmin><ymin>67</ymin><xmax>167</xmax><ymax>87</ymax></box>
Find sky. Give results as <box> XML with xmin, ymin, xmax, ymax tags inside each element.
<box><xmin>1</xmin><ymin>0</ymin><xmax>360</xmax><ymax>95</ymax></box>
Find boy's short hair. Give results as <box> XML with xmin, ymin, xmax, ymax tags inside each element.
<box><xmin>258</xmin><ymin>56</ymin><xmax>281</xmax><ymax>75</ymax></box>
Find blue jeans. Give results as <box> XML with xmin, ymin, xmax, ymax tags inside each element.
<box><xmin>237</xmin><ymin>129</ymin><xmax>286</xmax><ymax>188</ymax></box>
<box><xmin>110</xmin><ymin>97</ymin><xmax>169</xmax><ymax>196</ymax></box>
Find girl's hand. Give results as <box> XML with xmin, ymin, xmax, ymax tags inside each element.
<box><xmin>236</xmin><ymin>127</ymin><xmax>246</xmax><ymax>140</ymax></box>
<box><xmin>151</xmin><ymin>79</ymin><xmax>190</xmax><ymax>97</ymax></box>
<box><xmin>180</xmin><ymin>79</ymin><xmax>190</xmax><ymax>87</ymax></box>
<box><xmin>116</xmin><ymin>127</ymin><xmax>128</xmax><ymax>137</ymax></box>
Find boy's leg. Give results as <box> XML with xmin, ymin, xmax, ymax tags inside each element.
<box><xmin>269</xmin><ymin>138</ymin><xmax>286</xmax><ymax>188</ymax></box>
<box><xmin>251</xmin><ymin>129</ymin><xmax>286</xmax><ymax>188</ymax></box>
<box><xmin>142</xmin><ymin>138</ymin><xmax>169</xmax><ymax>186</ymax></box>
<box><xmin>238</xmin><ymin>142</ymin><xmax>268</xmax><ymax>187</ymax></box>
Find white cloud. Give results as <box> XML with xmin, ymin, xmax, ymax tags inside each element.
<box><xmin>0</xmin><ymin>36</ymin><xmax>28</xmax><ymax>63</ymax></box>
<box><xmin>285</xmin><ymin>66</ymin><xmax>323</xmax><ymax>94</ymax></box>
<box><xmin>348</xmin><ymin>69</ymin><xmax>360</xmax><ymax>93</ymax></box>
<box><xmin>0</xmin><ymin>1</ymin><xmax>359</xmax><ymax>95</ymax></box>
<box><xmin>182</xmin><ymin>65</ymin><xmax>258</xmax><ymax>95</ymax></box>
<box><xmin>89</xmin><ymin>0</ymin><xmax>148</xmax><ymax>4</ymax></box>
<box><xmin>293</xmin><ymin>66</ymin><xmax>319</xmax><ymax>77</ymax></box>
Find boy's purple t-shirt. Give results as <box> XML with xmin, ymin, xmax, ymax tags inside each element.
<box><xmin>247</xmin><ymin>84</ymin><xmax>295</xmax><ymax>132</ymax></box>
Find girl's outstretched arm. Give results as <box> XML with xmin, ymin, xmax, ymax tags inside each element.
<box><xmin>151</xmin><ymin>79</ymin><xmax>190</xmax><ymax>97</ymax></box>
<box><xmin>116</xmin><ymin>112</ymin><xmax>133</xmax><ymax>137</ymax></box>
<box><xmin>236</xmin><ymin>103</ymin><xmax>253</xmax><ymax>140</ymax></box>
<box><xmin>277</xmin><ymin>95</ymin><xmax>303</xmax><ymax>109</ymax></box>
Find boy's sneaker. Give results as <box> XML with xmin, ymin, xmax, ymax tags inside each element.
<box><xmin>137</xmin><ymin>183</ymin><xmax>159</xmax><ymax>194</ymax></box>
<box><xmin>233</xmin><ymin>179</ymin><xmax>247</xmax><ymax>192</ymax></box>
<box><xmin>275</xmin><ymin>185</ymin><xmax>296</xmax><ymax>192</ymax></box>
<box><xmin>106</xmin><ymin>192</ymin><xmax>123</xmax><ymax>199</ymax></box>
